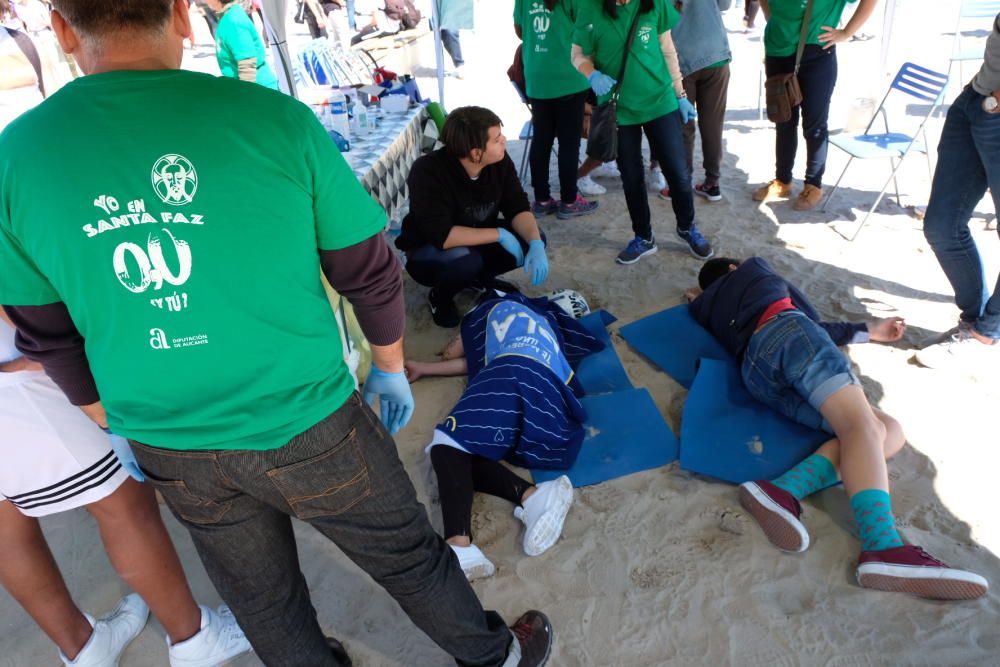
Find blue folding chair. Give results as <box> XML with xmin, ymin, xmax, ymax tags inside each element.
<box><xmin>822</xmin><ymin>62</ymin><xmax>949</xmax><ymax>241</ymax></box>
<box><xmin>949</xmin><ymin>0</ymin><xmax>1000</xmax><ymax>88</ymax></box>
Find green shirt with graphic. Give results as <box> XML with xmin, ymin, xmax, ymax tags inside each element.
<box><xmin>215</xmin><ymin>4</ymin><xmax>279</xmax><ymax>89</ymax></box>
<box><xmin>764</xmin><ymin>0</ymin><xmax>858</xmax><ymax>57</ymax></box>
<box><xmin>572</xmin><ymin>0</ymin><xmax>680</xmax><ymax>126</ymax></box>
<box><xmin>514</xmin><ymin>0</ymin><xmax>589</xmax><ymax>100</ymax></box>
<box><xmin>0</xmin><ymin>69</ymin><xmax>386</xmax><ymax>451</ymax></box>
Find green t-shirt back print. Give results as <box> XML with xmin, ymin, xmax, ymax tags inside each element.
<box><xmin>0</xmin><ymin>70</ymin><xmax>386</xmax><ymax>451</ymax></box>
<box><xmin>764</xmin><ymin>0</ymin><xmax>858</xmax><ymax>57</ymax></box>
<box><xmin>514</xmin><ymin>0</ymin><xmax>589</xmax><ymax>100</ymax></box>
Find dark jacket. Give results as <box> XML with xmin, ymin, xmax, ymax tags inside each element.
<box><xmin>689</xmin><ymin>256</ymin><xmax>867</xmax><ymax>358</ymax></box>
<box><xmin>395</xmin><ymin>149</ymin><xmax>531</xmax><ymax>252</ymax></box>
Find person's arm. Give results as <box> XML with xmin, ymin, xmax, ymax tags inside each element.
<box><xmin>511</xmin><ymin>211</ymin><xmax>542</xmax><ymax>243</ymax></box>
<box><xmin>443</xmin><ymin>225</ymin><xmax>506</xmax><ymax>249</ymax></box>
<box><xmin>818</xmin><ymin>0</ymin><xmax>878</xmax><ymax>48</ymax></box>
<box><xmin>404</xmin><ymin>357</ymin><xmax>468</xmax><ymax>383</ymax></box>
<box><xmin>759</xmin><ymin>0</ymin><xmax>770</xmax><ymax>21</ymax></box>
<box><xmin>571</xmin><ymin>43</ymin><xmax>596</xmax><ymax>78</ymax></box>
<box><xmin>0</xmin><ymin>306</ymin><xmax>42</xmax><ymax>372</ymax></box>
<box><xmin>515</xmin><ymin>24</ymin><xmax>523</xmax><ymax>39</ymax></box>
<box><xmin>236</xmin><ymin>58</ymin><xmax>257</xmax><ymax>82</ymax></box>
<box><xmin>658</xmin><ymin>31</ymin><xmax>686</xmax><ymax>98</ymax></box>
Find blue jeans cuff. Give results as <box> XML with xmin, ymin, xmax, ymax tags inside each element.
<box><xmin>808</xmin><ymin>370</ymin><xmax>859</xmax><ymax>412</ymax></box>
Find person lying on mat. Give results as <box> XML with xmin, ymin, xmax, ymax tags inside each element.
<box><xmin>404</xmin><ymin>289</ymin><xmax>603</xmax><ymax>580</ymax></box>
<box><xmin>395</xmin><ymin>106</ymin><xmax>550</xmax><ymax>328</ymax></box>
<box><xmin>685</xmin><ymin>257</ymin><xmax>989</xmax><ymax>601</ymax></box>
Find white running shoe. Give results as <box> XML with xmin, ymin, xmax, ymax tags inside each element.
<box><xmin>514</xmin><ymin>476</ymin><xmax>574</xmax><ymax>557</ymax></box>
<box><xmin>61</xmin><ymin>594</ymin><xmax>149</xmax><ymax>667</ymax></box>
<box><xmin>577</xmin><ymin>175</ymin><xmax>606</xmax><ymax>196</ymax></box>
<box><xmin>914</xmin><ymin>327</ymin><xmax>997</xmax><ymax>371</ymax></box>
<box><xmin>168</xmin><ymin>605</ymin><xmax>252</xmax><ymax>667</ymax></box>
<box><xmin>590</xmin><ymin>161</ymin><xmax>621</xmax><ymax>178</ymax></box>
<box><xmin>450</xmin><ymin>543</ymin><xmax>496</xmax><ymax>581</ymax></box>
<box><xmin>646</xmin><ymin>166</ymin><xmax>666</xmax><ymax>192</ymax></box>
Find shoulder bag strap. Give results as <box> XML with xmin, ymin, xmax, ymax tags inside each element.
<box><xmin>611</xmin><ymin>2</ymin><xmax>645</xmax><ymax>101</ymax></box>
<box><xmin>5</xmin><ymin>27</ymin><xmax>46</xmax><ymax>97</ymax></box>
<box><xmin>793</xmin><ymin>0</ymin><xmax>814</xmax><ymax>75</ymax></box>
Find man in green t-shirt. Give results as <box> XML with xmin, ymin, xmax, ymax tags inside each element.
<box><xmin>0</xmin><ymin>1</ymin><xmax>553</xmax><ymax>665</ymax></box>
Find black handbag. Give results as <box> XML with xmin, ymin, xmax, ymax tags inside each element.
<box><xmin>586</xmin><ymin>6</ymin><xmax>644</xmax><ymax>163</ymax></box>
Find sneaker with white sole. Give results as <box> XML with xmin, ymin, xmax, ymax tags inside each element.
<box><xmin>514</xmin><ymin>476</ymin><xmax>573</xmax><ymax>556</ymax></box>
<box><xmin>616</xmin><ymin>236</ymin><xmax>658</xmax><ymax>265</ymax></box>
<box><xmin>914</xmin><ymin>327</ymin><xmax>997</xmax><ymax>370</ymax></box>
<box><xmin>917</xmin><ymin>321</ymin><xmax>967</xmax><ymax>349</ymax></box>
<box><xmin>676</xmin><ymin>223</ymin><xmax>714</xmax><ymax>260</ymax></box>
<box><xmin>501</xmin><ymin>610</ymin><xmax>553</xmax><ymax>667</ymax></box>
<box><xmin>60</xmin><ymin>594</ymin><xmax>149</xmax><ymax>667</ymax></box>
<box><xmin>576</xmin><ymin>175</ymin><xmax>606</xmax><ymax>196</ymax></box>
<box><xmin>450</xmin><ymin>543</ymin><xmax>496</xmax><ymax>580</ymax></box>
<box><xmin>590</xmin><ymin>161</ymin><xmax>620</xmax><ymax>178</ymax></box>
<box><xmin>856</xmin><ymin>545</ymin><xmax>988</xmax><ymax>600</ymax></box>
<box><xmin>739</xmin><ymin>481</ymin><xmax>810</xmax><ymax>553</ymax></box>
<box><xmin>694</xmin><ymin>183</ymin><xmax>722</xmax><ymax>202</ymax></box>
<box><xmin>168</xmin><ymin>604</ymin><xmax>252</xmax><ymax>667</ymax></box>
<box><xmin>646</xmin><ymin>166</ymin><xmax>666</xmax><ymax>192</ymax></box>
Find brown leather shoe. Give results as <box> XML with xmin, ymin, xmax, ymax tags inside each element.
<box><xmin>793</xmin><ymin>184</ymin><xmax>823</xmax><ymax>210</ymax></box>
<box><xmin>752</xmin><ymin>179</ymin><xmax>793</xmax><ymax>202</ymax></box>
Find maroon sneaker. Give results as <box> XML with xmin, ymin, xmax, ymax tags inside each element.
<box><xmin>738</xmin><ymin>480</ymin><xmax>810</xmax><ymax>553</ymax></box>
<box><xmin>505</xmin><ymin>610</ymin><xmax>552</xmax><ymax>666</ymax></box>
<box><xmin>856</xmin><ymin>545</ymin><xmax>989</xmax><ymax>600</ymax></box>
<box><xmin>556</xmin><ymin>194</ymin><xmax>599</xmax><ymax>220</ymax></box>
<box><xmin>532</xmin><ymin>199</ymin><xmax>558</xmax><ymax>216</ymax></box>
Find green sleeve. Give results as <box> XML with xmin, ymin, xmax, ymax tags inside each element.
<box><xmin>513</xmin><ymin>0</ymin><xmax>522</xmax><ymax>27</ymax></box>
<box><xmin>572</xmin><ymin>8</ymin><xmax>595</xmax><ymax>54</ymax></box>
<box><xmin>661</xmin><ymin>0</ymin><xmax>680</xmax><ymax>33</ymax></box>
<box><xmin>0</xmin><ymin>222</ymin><xmax>60</xmax><ymax>305</ymax></box>
<box><xmin>226</xmin><ymin>17</ymin><xmax>261</xmax><ymax>62</ymax></box>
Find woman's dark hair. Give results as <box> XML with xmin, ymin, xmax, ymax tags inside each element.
<box><xmin>545</xmin><ymin>0</ymin><xmax>558</xmax><ymax>9</ymax></box>
<box><xmin>602</xmin><ymin>0</ymin><xmax>654</xmax><ymax>18</ymax></box>
<box><xmin>698</xmin><ymin>257</ymin><xmax>742</xmax><ymax>290</ymax></box>
<box><xmin>440</xmin><ymin>106</ymin><xmax>503</xmax><ymax>160</ymax></box>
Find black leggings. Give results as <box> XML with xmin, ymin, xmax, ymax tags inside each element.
<box><xmin>430</xmin><ymin>445</ymin><xmax>533</xmax><ymax>541</ymax></box>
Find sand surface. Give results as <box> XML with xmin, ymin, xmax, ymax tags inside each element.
<box><xmin>3</xmin><ymin>1</ymin><xmax>999</xmax><ymax>665</ymax></box>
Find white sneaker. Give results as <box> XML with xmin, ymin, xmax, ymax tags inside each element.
<box><xmin>591</xmin><ymin>161</ymin><xmax>621</xmax><ymax>178</ymax></box>
<box><xmin>917</xmin><ymin>321</ymin><xmax>967</xmax><ymax>349</ymax></box>
<box><xmin>61</xmin><ymin>594</ymin><xmax>149</xmax><ymax>667</ymax></box>
<box><xmin>168</xmin><ymin>605</ymin><xmax>252</xmax><ymax>667</ymax></box>
<box><xmin>646</xmin><ymin>166</ymin><xmax>666</xmax><ymax>192</ymax></box>
<box><xmin>577</xmin><ymin>175</ymin><xmax>606</xmax><ymax>196</ymax></box>
<box><xmin>514</xmin><ymin>475</ymin><xmax>574</xmax><ymax>557</ymax></box>
<box><xmin>449</xmin><ymin>543</ymin><xmax>496</xmax><ymax>580</ymax></box>
<box><xmin>914</xmin><ymin>328</ymin><xmax>998</xmax><ymax>371</ymax></box>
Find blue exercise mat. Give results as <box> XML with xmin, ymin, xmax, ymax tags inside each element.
<box><xmin>532</xmin><ymin>388</ymin><xmax>678</xmax><ymax>488</ymax></box>
<box><xmin>680</xmin><ymin>358</ymin><xmax>828</xmax><ymax>484</ymax></box>
<box><xmin>575</xmin><ymin>310</ymin><xmax>633</xmax><ymax>395</ymax></box>
<box><xmin>619</xmin><ymin>304</ymin><xmax>728</xmax><ymax>389</ymax></box>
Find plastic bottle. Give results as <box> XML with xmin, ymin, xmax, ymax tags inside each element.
<box><xmin>351</xmin><ymin>97</ymin><xmax>370</xmax><ymax>138</ymax></box>
<box><xmin>328</xmin><ymin>88</ymin><xmax>351</xmax><ymax>146</ymax></box>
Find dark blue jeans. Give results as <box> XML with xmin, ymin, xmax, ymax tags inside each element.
<box><xmin>617</xmin><ymin>110</ymin><xmax>695</xmax><ymax>241</ymax></box>
<box><xmin>441</xmin><ymin>28</ymin><xmax>463</xmax><ymax>67</ymax></box>
<box><xmin>528</xmin><ymin>90</ymin><xmax>588</xmax><ymax>203</ymax></box>
<box><xmin>923</xmin><ymin>85</ymin><xmax>1000</xmax><ymax>339</ymax></box>
<box><xmin>131</xmin><ymin>393</ymin><xmax>512</xmax><ymax>667</ymax></box>
<box><xmin>765</xmin><ymin>45</ymin><xmax>838</xmax><ymax>187</ymax></box>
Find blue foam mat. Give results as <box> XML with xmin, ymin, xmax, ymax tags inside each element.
<box><xmin>532</xmin><ymin>388</ymin><xmax>678</xmax><ymax>488</ymax></box>
<box><xmin>575</xmin><ymin>310</ymin><xmax>633</xmax><ymax>395</ymax></box>
<box><xmin>619</xmin><ymin>304</ymin><xmax>728</xmax><ymax>389</ymax></box>
<box><xmin>680</xmin><ymin>358</ymin><xmax>828</xmax><ymax>484</ymax></box>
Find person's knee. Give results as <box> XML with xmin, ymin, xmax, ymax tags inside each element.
<box><xmin>879</xmin><ymin>412</ymin><xmax>905</xmax><ymax>460</ymax></box>
<box><xmin>87</xmin><ymin>479</ymin><xmax>159</xmax><ymax>526</ymax></box>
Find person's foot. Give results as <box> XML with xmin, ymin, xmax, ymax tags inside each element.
<box><xmin>616</xmin><ymin>236</ymin><xmax>658</xmax><ymax>265</ymax></box>
<box><xmin>532</xmin><ymin>199</ymin><xmax>558</xmax><ymax>216</ymax></box>
<box><xmin>60</xmin><ymin>594</ymin><xmax>149</xmax><ymax>667</ymax></box>
<box><xmin>454</xmin><ymin>65</ymin><xmax>466</xmax><ymax>79</ymax></box>
<box><xmin>504</xmin><ymin>610</ymin><xmax>553</xmax><ymax>667</ymax></box>
<box><xmin>449</xmin><ymin>543</ymin><xmax>496</xmax><ymax>580</ymax></box>
<box><xmin>694</xmin><ymin>182</ymin><xmax>722</xmax><ymax>202</ymax></box>
<box><xmin>856</xmin><ymin>545</ymin><xmax>989</xmax><ymax>600</ymax></box>
<box><xmin>577</xmin><ymin>175</ymin><xmax>606</xmax><ymax>196</ymax></box>
<box><xmin>676</xmin><ymin>223</ymin><xmax>714</xmax><ymax>260</ymax></box>
<box><xmin>658</xmin><ymin>187</ymin><xmax>671</xmax><ymax>201</ymax></box>
<box><xmin>752</xmin><ymin>179</ymin><xmax>792</xmax><ymax>202</ymax></box>
<box><xmin>428</xmin><ymin>288</ymin><xmax>460</xmax><ymax>328</ymax></box>
<box><xmin>915</xmin><ymin>327</ymin><xmax>997</xmax><ymax>370</ymax></box>
<box><xmin>793</xmin><ymin>184</ymin><xmax>823</xmax><ymax>211</ymax></box>
<box><xmin>590</xmin><ymin>161</ymin><xmax>621</xmax><ymax>178</ymax></box>
<box><xmin>168</xmin><ymin>604</ymin><xmax>252</xmax><ymax>667</ymax></box>
<box><xmin>514</xmin><ymin>475</ymin><xmax>573</xmax><ymax>556</ymax></box>
<box><xmin>739</xmin><ymin>481</ymin><xmax>810</xmax><ymax>553</ymax></box>
<box><xmin>917</xmin><ymin>321</ymin><xmax>967</xmax><ymax>348</ymax></box>
<box><xmin>646</xmin><ymin>166</ymin><xmax>667</xmax><ymax>192</ymax></box>
<box><xmin>556</xmin><ymin>195</ymin><xmax>599</xmax><ymax>220</ymax></box>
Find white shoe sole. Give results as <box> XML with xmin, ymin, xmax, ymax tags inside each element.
<box><xmin>856</xmin><ymin>562</ymin><xmax>988</xmax><ymax>600</ymax></box>
<box><xmin>462</xmin><ymin>558</ymin><xmax>496</xmax><ymax>581</ymax></box>
<box><xmin>616</xmin><ymin>245</ymin><xmax>658</xmax><ymax>265</ymax></box>
<box><xmin>739</xmin><ymin>482</ymin><xmax>809</xmax><ymax>553</ymax></box>
<box><xmin>694</xmin><ymin>190</ymin><xmax>722</xmax><ymax>202</ymax></box>
<box><xmin>523</xmin><ymin>476</ymin><xmax>574</xmax><ymax>556</ymax></box>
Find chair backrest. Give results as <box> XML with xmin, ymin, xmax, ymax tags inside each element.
<box><xmin>888</xmin><ymin>62</ymin><xmax>949</xmax><ymax>103</ymax></box>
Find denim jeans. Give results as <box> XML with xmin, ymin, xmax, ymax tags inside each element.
<box><xmin>131</xmin><ymin>393</ymin><xmax>512</xmax><ymax>667</ymax></box>
<box><xmin>617</xmin><ymin>110</ymin><xmax>695</xmax><ymax>241</ymax></box>
<box><xmin>441</xmin><ymin>29</ymin><xmax>464</xmax><ymax>67</ymax></box>
<box><xmin>923</xmin><ymin>85</ymin><xmax>1000</xmax><ymax>340</ymax></box>
<box><xmin>765</xmin><ymin>45</ymin><xmax>838</xmax><ymax>187</ymax></box>
<box><xmin>528</xmin><ymin>90</ymin><xmax>588</xmax><ymax>203</ymax></box>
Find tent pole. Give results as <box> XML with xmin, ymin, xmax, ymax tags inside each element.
<box><xmin>433</xmin><ymin>0</ymin><xmax>446</xmax><ymax>107</ymax></box>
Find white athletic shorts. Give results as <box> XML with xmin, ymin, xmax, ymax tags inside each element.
<box><xmin>0</xmin><ymin>370</ymin><xmax>128</xmax><ymax>517</ymax></box>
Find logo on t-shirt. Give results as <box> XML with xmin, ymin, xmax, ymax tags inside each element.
<box><xmin>151</xmin><ymin>154</ymin><xmax>198</xmax><ymax>206</ymax></box>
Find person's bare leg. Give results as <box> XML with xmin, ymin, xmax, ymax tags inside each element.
<box><xmin>577</xmin><ymin>157</ymin><xmax>603</xmax><ymax>179</ymax></box>
<box><xmin>818</xmin><ymin>386</ymin><xmax>891</xmax><ymax>496</ymax></box>
<box><xmin>807</xmin><ymin>407</ymin><xmax>906</xmax><ymax>472</ymax></box>
<box><xmin>86</xmin><ymin>479</ymin><xmax>201</xmax><ymax>644</ymax></box>
<box><xmin>0</xmin><ymin>501</ymin><xmax>93</xmax><ymax>659</ymax></box>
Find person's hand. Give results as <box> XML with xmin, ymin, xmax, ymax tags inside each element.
<box><xmin>0</xmin><ymin>356</ymin><xmax>42</xmax><ymax>373</ymax></box>
<box><xmin>362</xmin><ymin>367</ymin><xmax>415</xmax><ymax>434</ymax></box>
<box><xmin>867</xmin><ymin>316</ymin><xmax>906</xmax><ymax>343</ymax></box>
<box><xmin>497</xmin><ymin>228</ymin><xmax>525</xmax><ymax>266</ymax></box>
<box><xmin>678</xmin><ymin>97</ymin><xmax>697</xmax><ymax>124</ymax></box>
<box><xmin>105</xmin><ymin>432</ymin><xmax>146</xmax><ymax>483</ymax></box>
<box><xmin>404</xmin><ymin>360</ymin><xmax>426</xmax><ymax>384</ymax></box>
<box><xmin>524</xmin><ymin>239</ymin><xmax>549</xmax><ymax>286</ymax></box>
<box><xmin>817</xmin><ymin>26</ymin><xmax>850</xmax><ymax>49</ymax></box>
<box><xmin>683</xmin><ymin>287</ymin><xmax>702</xmax><ymax>303</ymax></box>
<box><xmin>588</xmin><ymin>70</ymin><xmax>617</xmax><ymax>97</ymax></box>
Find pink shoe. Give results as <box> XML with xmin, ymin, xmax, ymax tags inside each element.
<box><xmin>739</xmin><ymin>481</ymin><xmax>810</xmax><ymax>553</ymax></box>
<box><xmin>856</xmin><ymin>545</ymin><xmax>988</xmax><ymax>600</ymax></box>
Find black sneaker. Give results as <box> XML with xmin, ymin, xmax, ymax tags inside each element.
<box><xmin>694</xmin><ymin>182</ymin><xmax>722</xmax><ymax>202</ymax></box>
<box><xmin>507</xmin><ymin>610</ymin><xmax>552</xmax><ymax>666</ymax></box>
<box><xmin>477</xmin><ymin>277</ymin><xmax>520</xmax><ymax>295</ymax></box>
<box><xmin>676</xmin><ymin>223</ymin><xmax>714</xmax><ymax>260</ymax></box>
<box><xmin>428</xmin><ymin>288</ymin><xmax>460</xmax><ymax>327</ymax></box>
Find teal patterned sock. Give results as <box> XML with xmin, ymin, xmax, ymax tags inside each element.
<box><xmin>771</xmin><ymin>454</ymin><xmax>839</xmax><ymax>500</ymax></box>
<box><xmin>850</xmin><ymin>489</ymin><xmax>905</xmax><ymax>552</ymax></box>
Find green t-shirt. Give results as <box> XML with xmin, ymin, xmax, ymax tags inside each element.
<box><xmin>216</xmin><ymin>4</ymin><xmax>279</xmax><ymax>89</ymax></box>
<box><xmin>764</xmin><ymin>0</ymin><xmax>858</xmax><ymax>57</ymax></box>
<box><xmin>0</xmin><ymin>70</ymin><xmax>387</xmax><ymax>451</ymax></box>
<box><xmin>514</xmin><ymin>0</ymin><xmax>589</xmax><ymax>100</ymax></box>
<box><xmin>573</xmin><ymin>0</ymin><xmax>680</xmax><ymax>126</ymax></box>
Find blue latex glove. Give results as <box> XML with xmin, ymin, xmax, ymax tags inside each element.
<box><xmin>496</xmin><ymin>228</ymin><xmax>525</xmax><ymax>266</ymax></box>
<box><xmin>105</xmin><ymin>431</ymin><xmax>146</xmax><ymax>482</ymax></box>
<box><xmin>362</xmin><ymin>367</ymin><xmax>415</xmax><ymax>434</ymax></box>
<box><xmin>678</xmin><ymin>97</ymin><xmax>697</xmax><ymax>124</ymax></box>
<box><xmin>524</xmin><ymin>239</ymin><xmax>549</xmax><ymax>286</ymax></box>
<box><xmin>587</xmin><ymin>70</ymin><xmax>618</xmax><ymax>97</ymax></box>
